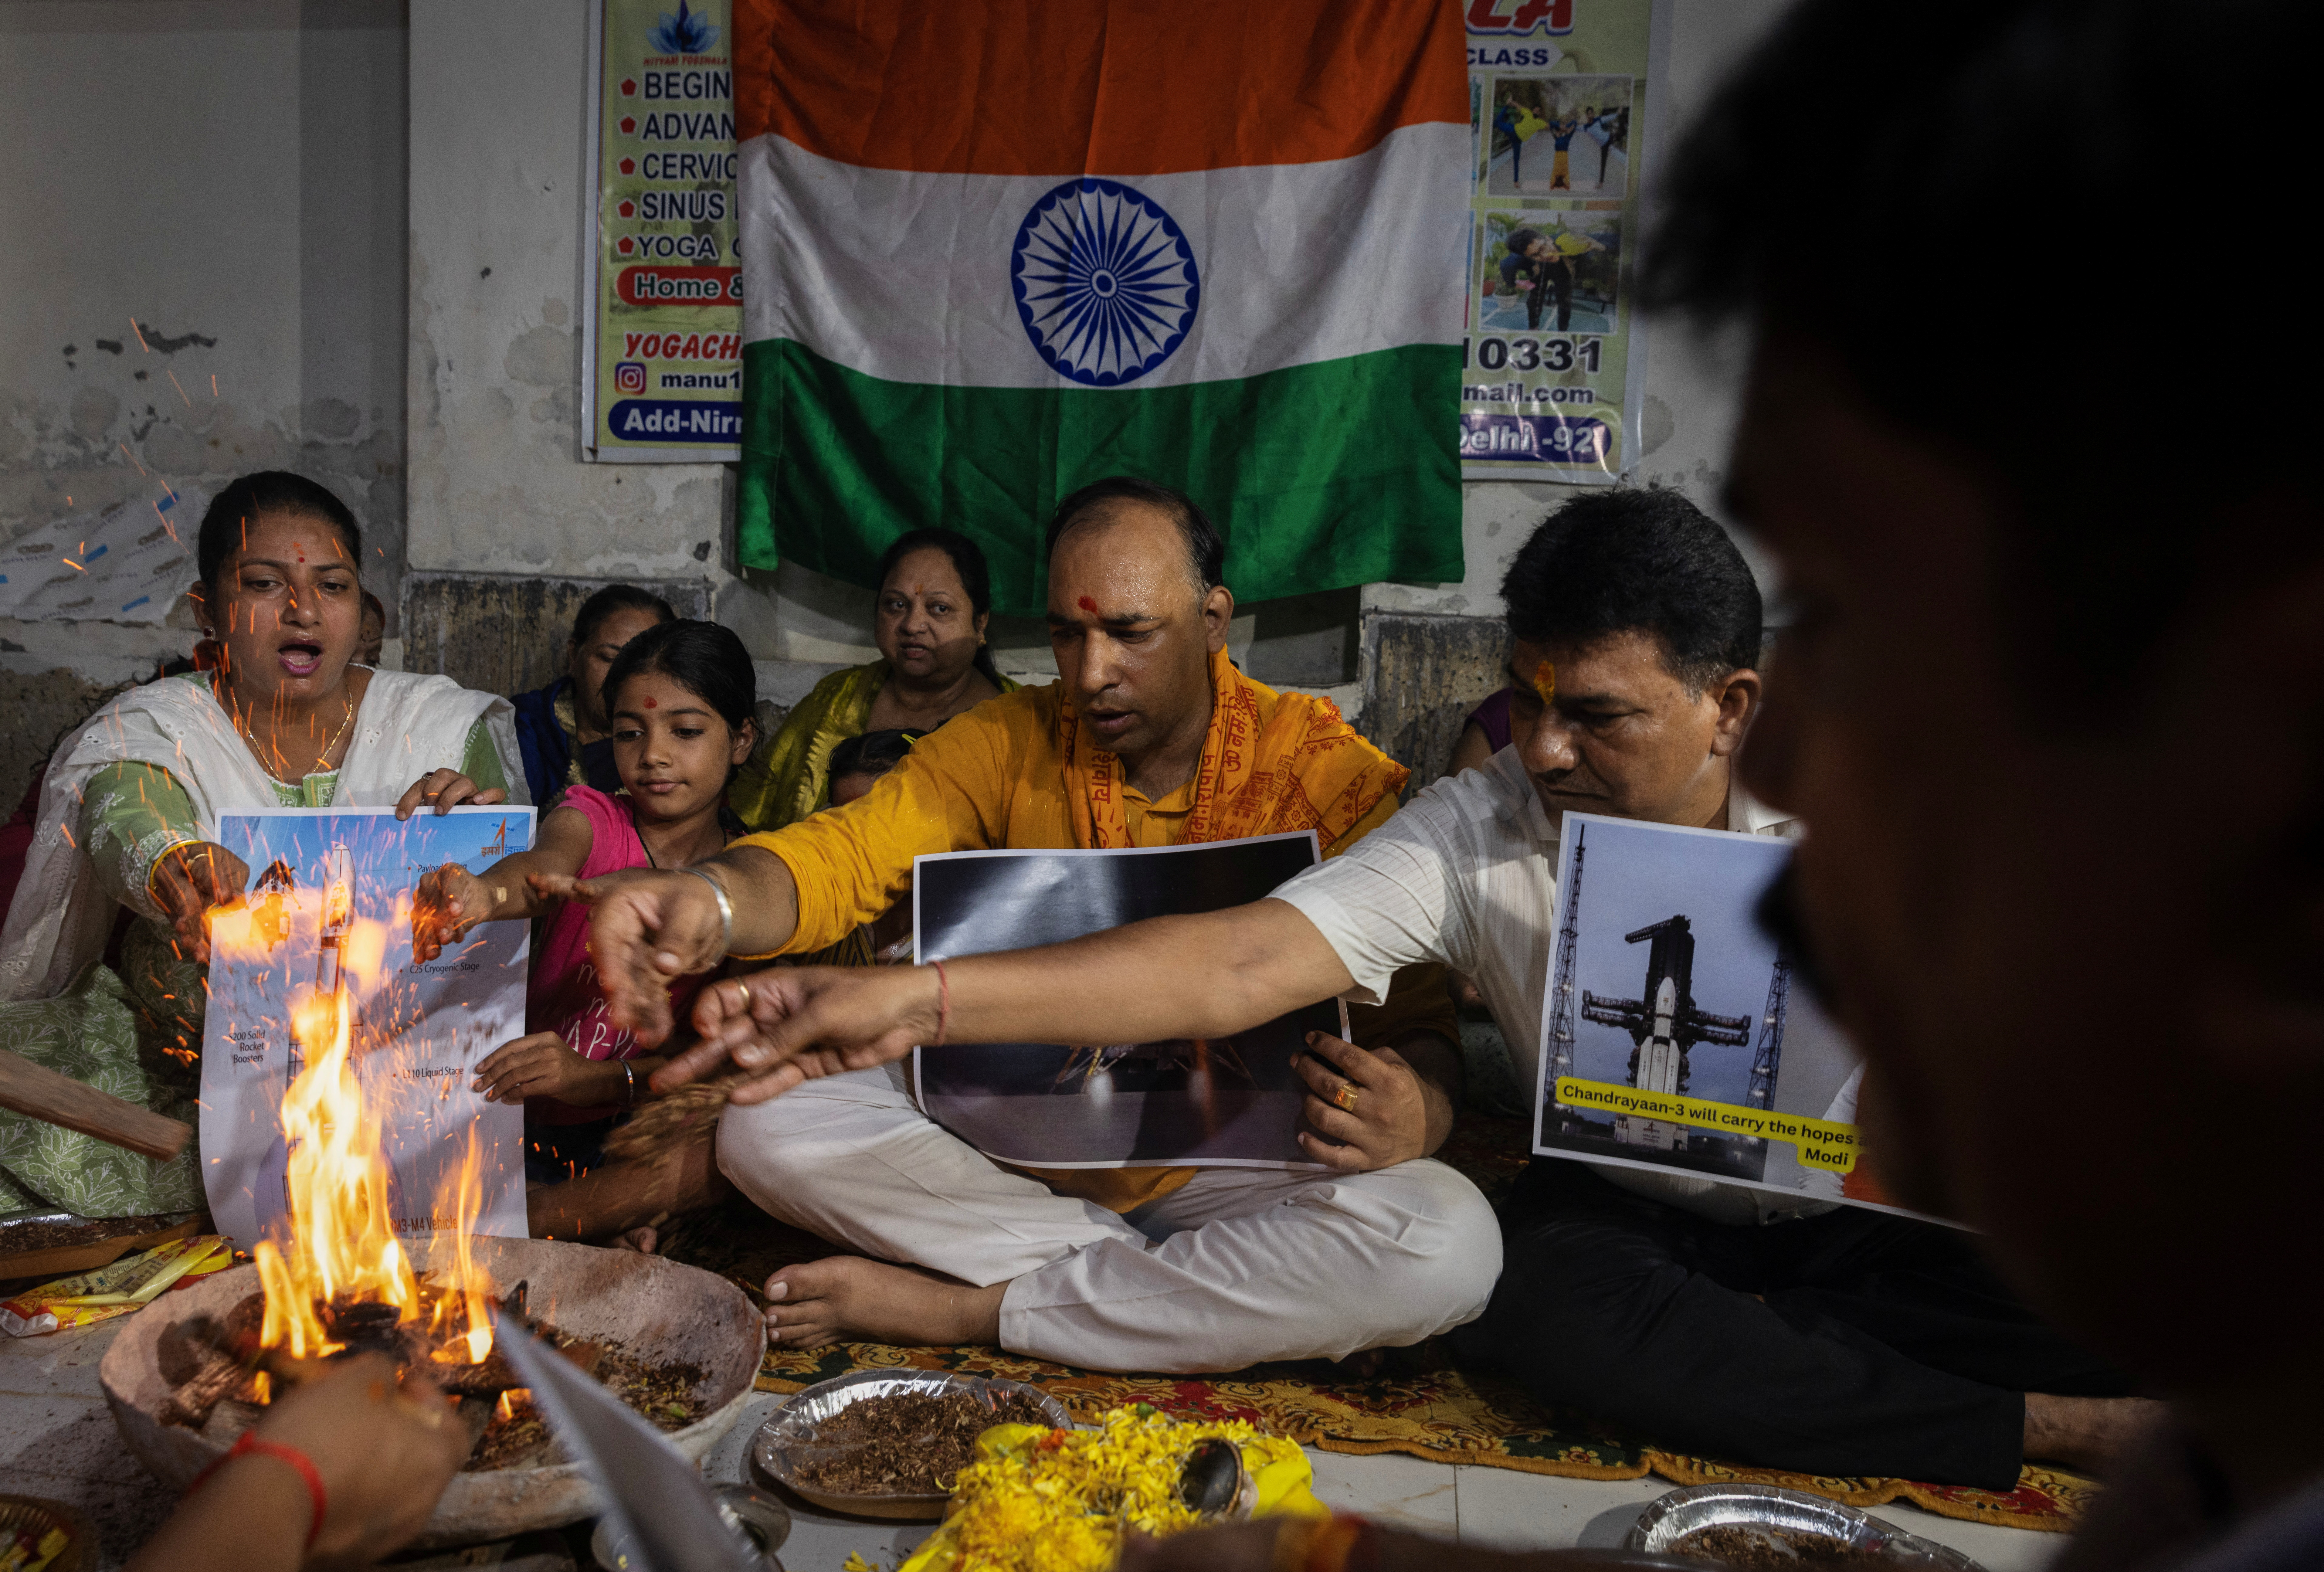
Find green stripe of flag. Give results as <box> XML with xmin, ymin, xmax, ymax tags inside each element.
<box><xmin>736</xmin><ymin>338</ymin><xmax>1463</xmax><ymax>619</ymax></box>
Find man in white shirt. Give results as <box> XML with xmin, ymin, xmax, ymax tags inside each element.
<box><xmin>625</xmin><ymin>494</ymin><xmax>2141</xmax><ymax>1487</ymax></box>
<box><xmin>1267</xmin><ymin>494</ymin><xmax>2137</xmax><ymax>1488</ymax></box>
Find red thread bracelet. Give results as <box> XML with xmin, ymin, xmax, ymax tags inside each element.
<box><xmin>1306</xmin><ymin>1514</ymin><xmax>1379</xmax><ymax>1572</ymax></box>
<box><xmin>192</xmin><ymin>1431</ymin><xmax>328</xmax><ymax>1551</ymax></box>
<box><xmin>929</xmin><ymin>958</ymin><xmax>951</xmax><ymax>1046</ymax></box>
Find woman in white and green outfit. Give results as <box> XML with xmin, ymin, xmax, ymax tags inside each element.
<box><xmin>0</xmin><ymin>472</ymin><xmax>525</xmax><ymax>1217</ymax></box>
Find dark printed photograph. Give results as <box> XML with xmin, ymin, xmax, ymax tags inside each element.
<box><xmin>912</xmin><ymin>833</ymin><xmax>1340</xmax><ymax>1168</ymax></box>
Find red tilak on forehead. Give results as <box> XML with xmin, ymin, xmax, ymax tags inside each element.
<box><xmin>1078</xmin><ymin>596</ymin><xmax>1098</xmax><ymax>613</ymax></box>
<box><xmin>643</xmin><ymin>696</ymin><xmax>656</xmax><ymax>708</ymax></box>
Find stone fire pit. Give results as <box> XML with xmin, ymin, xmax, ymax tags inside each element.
<box><xmin>97</xmin><ymin>1235</ymin><xmax>765</xmax><ymax>1549</ymax></box>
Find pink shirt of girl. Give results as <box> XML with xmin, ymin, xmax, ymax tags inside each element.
<box><xmin>525</xmin><ymin>785</ymin><xmax>714</xmax><ymax>1123</ymax></box>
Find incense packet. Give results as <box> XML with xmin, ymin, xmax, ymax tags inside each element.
<box><xmin>0</xmin><ymin>1234</ymin><xmax>232</xmax><ymax>1336</ymax></box>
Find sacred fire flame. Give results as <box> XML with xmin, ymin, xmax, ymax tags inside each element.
<box><xmin>253</xmin><ymin>983</ymin><xmax>421</xmax><ymax>1359</ymax></box>
<box><xmin>429</xmin><ymin>1123</ymin><xmax>497</xmax><ymax>1365</ymax></box>
<box><xmin>246</xmin><ymin>940</ymin><xmax>496</xmax><ymax>1366</ymax></box>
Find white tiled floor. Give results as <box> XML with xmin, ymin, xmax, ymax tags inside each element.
<box><xmin>1</xmin><ymin>1322</ymin><xmax>2067</xmax><ymax>1572</ymax></box>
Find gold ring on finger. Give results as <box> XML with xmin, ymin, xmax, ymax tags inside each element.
<box><xmin>735</xmin><ymin>980</ymin><xmax>752</xmax><ymax>1010</ymax></box>
<box><xmin>1333</xmin><ymin>1081</ymin><xmax>1362</xmax><ymax>1114</ymax></box>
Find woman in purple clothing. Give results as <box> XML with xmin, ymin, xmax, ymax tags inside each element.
<box><xmin>1446</xmin><ymin>685</ymin><xmax>1513</xmax><ymax>777</ymax></box>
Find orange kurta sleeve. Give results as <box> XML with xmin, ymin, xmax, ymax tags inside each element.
<box><xmin>728</xmin><ymin>690</ymin><xmax>1050</xmax><ymax>957</ymax></box>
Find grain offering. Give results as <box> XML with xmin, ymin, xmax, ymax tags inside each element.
<box><xmin>1678</xmin><ymin>1524</ymin><xmax>1896</xmax><ymax>1569</ymax></box>
<box><xmin>797</xmin><ymin>1389</ymin><xmax>1057</xmax><ymax>1495</ymax></box>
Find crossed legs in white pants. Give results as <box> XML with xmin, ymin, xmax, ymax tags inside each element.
<box><xmin>715</xmin><ymin>1061</ymin><xmax>1503</xmax><ymax>1372</ymax></box>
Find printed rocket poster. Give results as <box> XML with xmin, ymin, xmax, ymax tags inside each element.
<box><xmin>1534</xmin><ymin>813</ymin><xmax>1910</xmax><ymax>1214</ymax></box>
<box><xmin>197</xmin><ymin>807</ymin><xmax>532</xmax><ymax>1251</ymax></box>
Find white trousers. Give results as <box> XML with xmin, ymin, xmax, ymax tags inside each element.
<box><xmin>715</xmin><ymin>1063</ymin><xmax>1503</xmax><ymax>1373</ymax></box>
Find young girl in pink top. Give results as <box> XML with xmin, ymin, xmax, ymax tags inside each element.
<box><xmin>412</xmin><ymin>620</ymin><xmax>757</xmax><ymax>1181</ymax></box>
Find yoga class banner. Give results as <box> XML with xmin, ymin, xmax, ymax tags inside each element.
<box><xmin>1462</xmin><ymin>0</ymin><xmax>1672</xmax><ymax>482</ymax></box>
<box><xmin>727</xmin><ymin>0</ymin><xmax>1469</xmax><ymax>616</ymax></box>
<box><xmin>580</xmin><ymin>0</ymin><xmax>743</xmax><ymax>461</ymax></box>
<box><xmin>198</xmin><ymin>807</ymin><xmax>532</xmax><ymax>1251</ymax></box>
<box><xmin>911</xmin><ymin>834</ymin><xmax>1345</xmax><ymax>1169</ymax></box>
<box><xmin>1534</xmin><ymin>813</ymin><xmax>1921</xmax><ymax>1217</ymax></box>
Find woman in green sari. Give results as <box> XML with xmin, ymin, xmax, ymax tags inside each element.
<box><xmin>732</xmin><ymin>528</ymin><xmax>1017</xmax><ymax>831</ymax></box>
<box><xmin>0</xmin><ymin>472</ymin><xmax>524</xmax><ymax>1218</ymax></box>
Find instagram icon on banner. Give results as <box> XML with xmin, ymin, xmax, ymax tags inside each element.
<box><xmin>614</xmin><ymin>361</ymin><xmax>647</xmax><ymax>395</ymax></box>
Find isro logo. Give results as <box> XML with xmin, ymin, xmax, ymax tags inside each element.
<box><xmin>614</xmin><ymin>361</ymin><xmax>648</xmax><ymax>395</ymax></box>
<box><xmin>1465</xmin><ymin>0</ymin><xmax>1573</xmax><ymax>33</ymax></box>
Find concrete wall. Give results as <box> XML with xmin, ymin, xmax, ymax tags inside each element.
<box><xmin>0</xmin><ymin>0</ymin><xmax>409</xmax><ymax>806</ymax></box>
<box><xmin>404</xmin><ymin>0</ymin><xmax>746</xmax><ymax>676</ymax></box>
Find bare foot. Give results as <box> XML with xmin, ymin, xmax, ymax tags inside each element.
<box><xmin>2023</xmin><ymin>1393</ymin><xmax>2167</xmax><ymax>1475</ymax></box>
<box><xmin>762</xmin><ymin>1256</ymin><xmax>1005</xmax><ymax>1350</ymax></box>
<box><xmin>614</xmin><ymin>1226</ymin><xmax>659</xmax><ymax>1254</ymax></box>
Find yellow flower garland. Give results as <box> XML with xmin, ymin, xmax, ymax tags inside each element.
<box><xmin>898</xmin><ymin>1405</ymin><xmax>1326</xmax><ymax>1572</ymax></box>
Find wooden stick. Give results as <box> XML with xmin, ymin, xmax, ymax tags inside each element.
<box><xmin>0</xmin><ymin>1046</ymin><xmax>192</xmax><ymax>1160</ymax></box>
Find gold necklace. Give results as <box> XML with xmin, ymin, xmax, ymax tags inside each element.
<box><xmin>233</xmin><ymin>688</ymin><xmax>355</xmax><ymax>783</ymax></box>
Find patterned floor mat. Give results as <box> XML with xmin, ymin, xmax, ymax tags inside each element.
<box><xmin>655</xmin><ymin>1183</ymin><xmax>2095</xmax><ymax>1533</ymax></box>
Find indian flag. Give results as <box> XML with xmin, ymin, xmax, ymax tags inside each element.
<box><xmin>730</xmin><ymin>0</ymin><xmax>1468</xmax><ymax>616</ymax></box>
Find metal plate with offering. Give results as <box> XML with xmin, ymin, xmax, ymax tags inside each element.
<box><xmin>1625</xmin><ymin>1484</ymin><xmax>1985</xmax><ymax>1569</ymax></box>
<box><xmin>0</xmin><ymin>1495</ymin><xmax>92</xmax><ymax>1572</ymax></box>
<box><xmin>752</xmin><ymin>1371</ymin><xmax>1072</xmax><ymax>1519</ymax></box>
<box><xmin>892</xmin><ymin>1404</ymin><xmax>1324</xmax><ymax>1572</ymax></box>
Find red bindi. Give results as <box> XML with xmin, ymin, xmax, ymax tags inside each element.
<box><xmin>1078</xmin><ymin>595</ymin><xmax>1098</xmax><ymax>613</ymax></box>
<box><xmin>643</xmin><ymin>696</ymin><xmax>656</xmax><ymax>708</ymax></box>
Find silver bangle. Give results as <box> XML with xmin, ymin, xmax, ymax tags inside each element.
<box><xmin>676</xmin><ymin>864</ymin><xmax>735</xmax><ymax>955</ymax></box>
<box><xmin>621</xmin><ymin>1059</ymin><xmax>639</xmax><ymax>1108</ymax></box>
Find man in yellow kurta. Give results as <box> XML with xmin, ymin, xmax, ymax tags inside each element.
<box><xmin>569</xmin><ymin>478</ymin><xmax>1497</xmax><ymax>1374</ymax></box>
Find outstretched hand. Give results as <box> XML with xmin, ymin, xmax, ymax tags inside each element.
<box><xmin>547</xmin><ymin>867</ymin><xmax>730</xmax><ymax>1047</ymax></box>
<box><xmin>411</xmin><ymin>862</ymin><xmax>490</xmax><ymax>963</ymax></box>
<box><xmin>653</xmin><ymin>966</ymin><xmax>941</xmax><ymax>1104</ymax></box>
<box><xmin>150</xmin><ymin>842</ymin><xmax>249</xmax><ymax>966</ymax></box>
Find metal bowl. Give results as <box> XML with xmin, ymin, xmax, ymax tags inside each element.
<box><xmin>751</xmin><ymin>1370</ymin><xmax>1072</xmax><ymax>1520</ymax></box>
<box><xmin>0</xmin><ymin>1494</ymin><xmax>95</xmax><ymax>1572</ymax></box>
<box><xmin>590</xmin><ymin>1482</ymin><xmax>791</xmax><ymax>1571</ymax></box>
<box><xmin>1624</xmin><ymin>1484</ymin><xmax>1985</xmax><ymax>1568</ymax></box>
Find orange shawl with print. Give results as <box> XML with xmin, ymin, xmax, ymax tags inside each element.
<box><xmin>1057</xmin><ymin>646</ymin><xmax>1407</xmax><ymax>851</ymax></box>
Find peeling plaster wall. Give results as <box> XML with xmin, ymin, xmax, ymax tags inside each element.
<box><xmin>403</xmin><ymin>0</ymin><xmax>754</xmax><ymax>689</ymax></box>
<box><xmin>0</xmin><ymin>0</ymin><xmax>409</xmax><ymax>801</ymax></box>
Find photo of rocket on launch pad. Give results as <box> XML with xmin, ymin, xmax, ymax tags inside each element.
<box><xmin>1534</xmin><ymin>814</ymin><xmax>1868</xmax><ymax>1195</ymax></box>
